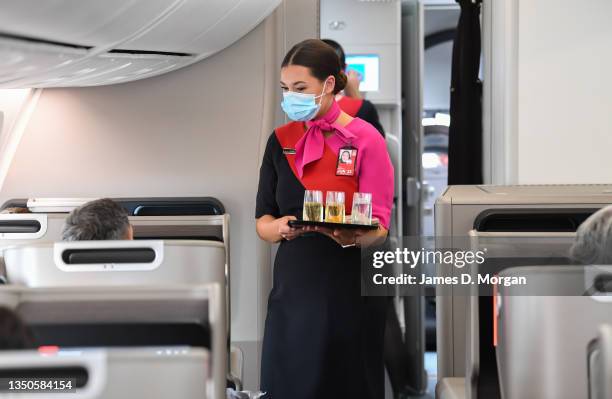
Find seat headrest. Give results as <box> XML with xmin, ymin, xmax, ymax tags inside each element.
<box><xmin>4</xmin><ymin>240</ymin><xmax>226</xmax><ymax>286</ymax></box>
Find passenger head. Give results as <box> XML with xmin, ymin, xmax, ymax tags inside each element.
<box><xmin>570</xmin><ymin>205</ymin><xmax>612</xmax><ymax>264</ymax></box>
<box><xmin>280</xmin><ymin>39</ymin><xmax>347</xmax><ymax>119</ymax></box>
<box><xmin>61</xmin><ymin>198</ymin><xmax>133</xmax><ymax>241</ymax></box>
<box><xmin>0</xmin><ymin>307</ymin><xmax>35</xmax><ymax>350</ymax></box>
<box><xmin>0</xmin><ymin>207</ymin><xmax>30</xmax><ymax>214</ymax></box>
<box><xmin>321</xmin><ymin>39</ymin><xmax>346</xmax><ymax>70</ymax></box>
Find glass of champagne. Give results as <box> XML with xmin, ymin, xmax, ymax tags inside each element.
<box><xmin>351</xmin><ymin>192</ymin><xmax>373</xmax><ymax>225</ymax></box>
<box><xmin>325</xmin><ymin>191</ymin><xmax>345</xmax><ymax>223</ymax></box>
<box><xmin>303</xmin><ymin>190</ymin><xmax>323</xmax><ymax>221</ymax></box>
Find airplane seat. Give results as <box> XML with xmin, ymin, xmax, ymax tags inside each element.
<box><xmin>495</xmin><ymin>266</ymin><xmax>612</xmax><ymax>399</ymax></box>
<box><xmin>464</xmin><ymin>228</ymin><xmax>576</xmax><ymax>399</ymax></box>
<box><xmin>435</xmin><ymin>184</ymin><xmax>612</xmax><ymax>399</ymax></box>
<box><xmin>0</xmin><ymin>196</ymin><xmax>229</xmax><ymax>279</ymax></box>
<box><xmin>0</xmin><ymin>197</ymin><xmax>228</xmax><ymax>242</ymax></box>
<box><xmin>0</xmin><ymin>283</ymin><xmax>226</xmax><ymax>399</ymax></box>
<box><xmin>588</xmin><ymin>324</ymin><xmax>612</xmax><ymax>399</ymax></box>
<box><xmin>3</xmin><ymin>240</ymin><xmax>226</xmax><ymax>287</ymax></box>
<box><xmin>2</xmin><ymin>239</ymin><xmax>231</xmax><ymax>388</ymax></box>
<box><xmin>1</xmin><ymin>197</ymin><xmax>237</xmax><ymax>390</ymax></box>
<box><xmin>0</xmin><ymin>347</ymin><xmax>210</xmax><ymax>398</ymax></box>
<box><xmin>0</xmin><ymin>213</ymin><xmax>66</xmax><ymax>283</ymax></box>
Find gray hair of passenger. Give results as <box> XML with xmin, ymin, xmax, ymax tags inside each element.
<box><xmin>61</xmin><ymin>199</ymin><xmax>130</xmax><ymax>241</ymax></box>
<box><xmin>570</xmin><ymin>205</ymin><xmax>612</xmax><ymax>264</ymax></box>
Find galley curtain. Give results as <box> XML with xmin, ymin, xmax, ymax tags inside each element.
<box><xmin>447</xmin><ymin>0</ymin><xmax>483</xmax><ymax>185</ymax></box>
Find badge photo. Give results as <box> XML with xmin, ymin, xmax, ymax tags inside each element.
<box><xmin>336</xmin><ymin>147</ymin><xmax>357</xmax><ymax>176</ymax></box>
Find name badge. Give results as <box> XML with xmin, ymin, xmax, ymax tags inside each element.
<box><xmin>336</xmin><ymin>146</ymin><xmax>357</xmax><ymax>176</ymax></box>
<box><xmin>283</xmin><ymin>148</ymin><xmax>296</xmax><ymax>155</ymax></box>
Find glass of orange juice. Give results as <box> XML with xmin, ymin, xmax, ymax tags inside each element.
<box><xmin>325</xmin><ymin>191</ymin><xmax>345</xmax><ymax>223</ymax></box>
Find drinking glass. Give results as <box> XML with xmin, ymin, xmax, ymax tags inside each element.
<box><xmin>303</xmin><ymin>190</ymin><xmax>323</xmax><ymax>221</ymax></box>
<box><xmin>325</xmin><ymin>191</ymin><xmax>345</xmax><ymax>223</ymax></box>
<box><xmin>351</xmin><ymin>192</ymin><xmax>372</xmax><ymax>225</ymax></box>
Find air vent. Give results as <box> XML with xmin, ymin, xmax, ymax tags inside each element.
<box><xmin>107</xmin><ymin>49</ymin><xmax>194</xmax><ymax>57</ymax></box>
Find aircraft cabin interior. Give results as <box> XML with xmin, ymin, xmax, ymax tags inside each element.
<box><xmin>0</xmin><ymin>0</ymin><xmax>611</xmax><ymax>398</ymax></box>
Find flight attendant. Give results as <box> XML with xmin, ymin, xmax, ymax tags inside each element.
<box><xmin>256</xmin><ymin>39</ymin><xmax>394</xmax><ymax>398</ymax></box>
<box><xmin>322</xmin><ymin>39</ymin><xmax>385</xmax><ymax>137</ymax></box>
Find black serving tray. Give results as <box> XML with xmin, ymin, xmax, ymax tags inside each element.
<box><xmin>288</xmin><ymin>219</ymin><xmax>379</xmax><ymax>231</ymax></box>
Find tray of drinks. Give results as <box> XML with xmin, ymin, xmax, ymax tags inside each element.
<box><xmin>297</xmin><ymin>190</ymin><xmax>378</xmax><ymax>230</ymax></box>
<box><xmin>288</xmin><ymin>219</ymin><xmax>379</xmax><ymax>231</ymax></box>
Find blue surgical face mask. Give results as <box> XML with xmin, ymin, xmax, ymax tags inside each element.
<box><xmin>280</xmin><ymin>79</ymin><xmax>329</xmax><ymax>121</ymax></box>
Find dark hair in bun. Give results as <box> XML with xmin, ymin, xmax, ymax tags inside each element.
<box><xmin>335</xmin><ymin>70</ymin><xmax>348</xmax><ymax>93</ymax></box>
<box><xmin>321</xmin><ymin>38</ymin><xmax>346</xmax><ymax>69</ymax></box>
<box><xmin>282</xmin><ymin>39</ymin><xmax>347</xmax><ymax>94</ymax></box>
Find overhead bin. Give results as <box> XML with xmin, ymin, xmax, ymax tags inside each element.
<box><xmin>0</xmin><ymin>0</ymin><xmax>281</xmax><ymax>88</ymax></box>
<box><xmin>185</xmin><ymin>0</ymin><xmax>283</xmax><ymax>58</ymax></box>
<box><xmin>28</xmin><ymin>53</ymin><xmax>193</xmax><ymax>88</ymax></box>
<box><xmin>0</xmin><ymin>37</ymin><xmax>87</xmax><ymax>83</ymax></box>
<box><xmin>116</xmin><ymin>0</ymin><xmax>243</xmax><ymax>54</ymax></box>
<box><xmin>0</xmin><ymin>0</ymin><xmax>176</xmax><ymax>48</ymax></box>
